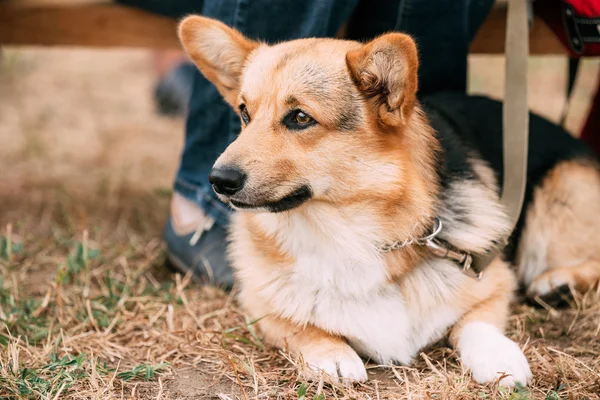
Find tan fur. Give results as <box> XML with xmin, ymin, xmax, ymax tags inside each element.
<box><xmin>530</xmin><ymin>261</ymin><xmax>600</xmax><ymax>295</ymax></box>
<box><xmin>346</xmin><ymin>33</ymin><xmax>419</xmax><ymax>128</ymax></box>
<box><xmin>517</xmin><ymin>160</ymin><xmax>600</xmax><ymax>296</ymax></box>
<box><xmin>449</xmin><ymin>258</ymin><xmax>516</xmax><ymax>346</ymax></box>
<box><xmin>239</xmin><ymin>286</ymin><xmax>351</xmax><ymax>356</ymax></box>
<box><xmin>469</xmin><ymin>157</ymin><xmax>499</xmax><ymax>192</ymax></box>
<box><xmin>178</xmin><ymin>17</ymin><xmax>259</xmax><ymax>106</ymax></box>
<box><xmin>245</xmin><ymin>216</ymin><xmax>294</xmax><ymax>266</ymax></box>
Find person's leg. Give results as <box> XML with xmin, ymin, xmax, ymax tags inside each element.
<box><xmin>153</xmin><ymin>56</ymin><xmax>196</xmax><ymax>116</ymax></box>
<box><xmin>346</xmin><ymin>0</ymin><xmax>494</xmax><ymax>95</ymax></box>
<box><xmin>116</xmin><ymin>0</ymin><xmax>199</xmax><ymax>115</ymax></box>
<box><xmin>165</xmin><ymin>0</ymin><xmax>360</xmax><ymax>288</ymax></box>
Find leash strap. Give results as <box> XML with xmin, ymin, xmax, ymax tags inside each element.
<box><xmin>471</xmin><ymin>0</ymin><xmax>530</xmax><ymax>273</ymax></box>
<box><xmin>560</xmin><ymin>57</ymin><xmax>580</xmax><ymax>126</ymax></box>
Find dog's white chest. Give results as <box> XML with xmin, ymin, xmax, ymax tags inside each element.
<box><xmin>273</xmin><ymin>255</ymin><xmax>461</xmax><ymax>365</ymax></box>
<box><xmin>254</xmin><ymin>212</ymin><xmax>462</xmax><ymax>365</ymax></box>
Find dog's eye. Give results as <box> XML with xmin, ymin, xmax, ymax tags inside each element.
<box><xmin>284</xmin><ymin>109</ymin><xmax>316</xmax><ymax>130</ymax></box>
<box><xmin>239</xmin><ymin>104</ymin><xmax>251</xmax><ymax>125</ymax></box>
<box><xmin>295</xmin><ymin>111</ymin><xmax>312</xmax><ymax>125</ymax></box>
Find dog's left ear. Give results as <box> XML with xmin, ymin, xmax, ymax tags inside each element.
<box><xmin>178</xmin><ymin>16</ymin><xmax>259</xmax><ymax>107</ymax></box>
<box><xmin>346</xmin><ymin>33</ymin><xmax>418</xmax><ymax>127</ymax></box>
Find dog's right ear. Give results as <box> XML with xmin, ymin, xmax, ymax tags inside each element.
<box><xmin>178</xmin><ymin>16</ymin><xmax>259</xmax><ymax>107</ymax></box>
<box><xmin>346</xmin><ymin>33</ymin><xmax>418</xmax><ymax>128</ymax></box>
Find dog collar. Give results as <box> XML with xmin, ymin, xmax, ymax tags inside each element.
<box><xmin>379</xmin><ymin>217</ymin><xmax>481</xmax><ymax>279</ymax></box>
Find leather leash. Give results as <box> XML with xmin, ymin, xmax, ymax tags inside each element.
<box><xmin>471</xmin><ymin>0</ymin><xmax>530</xmax><ymax>273</ymax></box>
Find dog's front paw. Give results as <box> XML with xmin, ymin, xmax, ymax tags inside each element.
<box><xmin>458</xmin><ymin>322</ymin><xmax>532</xmax><ymax>387</ymax></box>
<box><xmin>300</xmin><ymin>345</ymin><xmax>368</xmax><ymax>383</ymax></box>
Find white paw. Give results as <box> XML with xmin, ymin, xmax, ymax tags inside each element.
<box><xmin>300</xmin><ymin>346</ymin><xmax>368</xmax><ymax>383</ymax></box>
<box><xmin>458</xmin><ymin>322</ymin><xmax>532</xmax><ymax>387</ymax></box>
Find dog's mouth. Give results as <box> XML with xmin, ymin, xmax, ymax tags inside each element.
<box><xmin>230</xmin><ymin>185</ymin><xmax>312</xmax><ymax>213</ymax></box>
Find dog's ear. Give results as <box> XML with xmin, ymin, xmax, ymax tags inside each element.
<box><xmin>179</xmin><ymin>16</ymin><xmax>259</xmax><ymax>107</ymax></box>
<box><xmin>346</xmin><ymin>33</ymin><xmax>418</xmax><ymax>128</ymax></box>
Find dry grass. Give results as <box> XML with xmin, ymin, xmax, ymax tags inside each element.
<box><xmin>1</xmin><ymin>189</ymin><xmax>599</xmax><ymax>400</ymax></box>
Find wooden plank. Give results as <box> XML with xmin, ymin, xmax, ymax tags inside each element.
<box><xmin>1</xmin><ymin>0</ymin><xmax>105</xmax><ymax>6</ymax></box>
<box><xmin>0</xmin><ymin>1</ymin><xmax>181</xmax><ymax>48</ymax></box>
<box><xmin>470</xmin><ymin>5</ymin><xmax>566</xmax><ymax>54</ymax></box>
<box><xmin>0</xmin><ymin>0</ymin><xmax>567</xmax><ymax>54</ymax></box>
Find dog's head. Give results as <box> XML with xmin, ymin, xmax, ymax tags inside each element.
<box><xmin>179</xmin><ymin>16</ymin><xmax>420</xmax><ymax>213</ymax></box>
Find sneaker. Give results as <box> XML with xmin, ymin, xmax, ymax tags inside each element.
<box><xmin>154</xmin><ymin>62</ymin><xmax>196</xmax><ymax>117</ymax></box>
<box><xmin>163</xmin><ymin>216</ymin><xmax>235</xmax><ymax>290</ymax></box>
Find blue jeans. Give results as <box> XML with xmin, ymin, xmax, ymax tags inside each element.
<box><xmin>120</xmin><ymin>0</ymin><xmax>493</xmax><ymax>227</ymax></box>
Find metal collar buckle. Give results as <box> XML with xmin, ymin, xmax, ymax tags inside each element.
<box><xmin>421</xmin><ymin>219</ymin><xmax>482</xmax><ymax>280</ymax></box>
<box><xmin>425</xmin><ymin>239</ymin><xmax>481</xmax><ymax>279</ymax></box>
<box><xmin>380</xmin><ymin>218</ymin><xmax>482</xmax><ymax>280</ymax></box>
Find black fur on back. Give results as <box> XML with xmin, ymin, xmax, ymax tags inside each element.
<box><xmin>420</xmin><ymin>92</ymin><xmax>597</xmax><ymax>260</ymax></box>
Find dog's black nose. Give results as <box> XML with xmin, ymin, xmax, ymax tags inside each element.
<box><xmin>209</xmin><ymin>168</ymin><xmax>246</xmax><ymax>195</ymax></box>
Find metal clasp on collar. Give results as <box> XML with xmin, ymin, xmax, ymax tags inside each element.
<box><xmin>421</xmin><ymin>219</ymin><xmax>482</xmax><ymax>280</ymax></box>
<box><xmin>379</xmin><ymin>217</ymin><xmax>482</xmax><ymax>279</ymax></box>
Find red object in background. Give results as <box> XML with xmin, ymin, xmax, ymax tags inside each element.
<box><xmin>536</xmin><ymin>0</ymin><xmax>600</xmax><ymax>57</ymax></box>
<box><xmin>536</xmin><ymin>0</ymin><xmax>600</xmax><ymax>155</ymax></box>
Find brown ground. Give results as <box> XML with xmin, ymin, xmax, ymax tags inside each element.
<box><xmin>0</xmin><ymin>48</ymin><xmax>599</xmax><ymax>399</ymax></box>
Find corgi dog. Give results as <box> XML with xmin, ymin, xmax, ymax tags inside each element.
<box><xmin>178</xmin><ymin>16</ymin><xmax>600</xmax><ymax>387</ymax></box>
